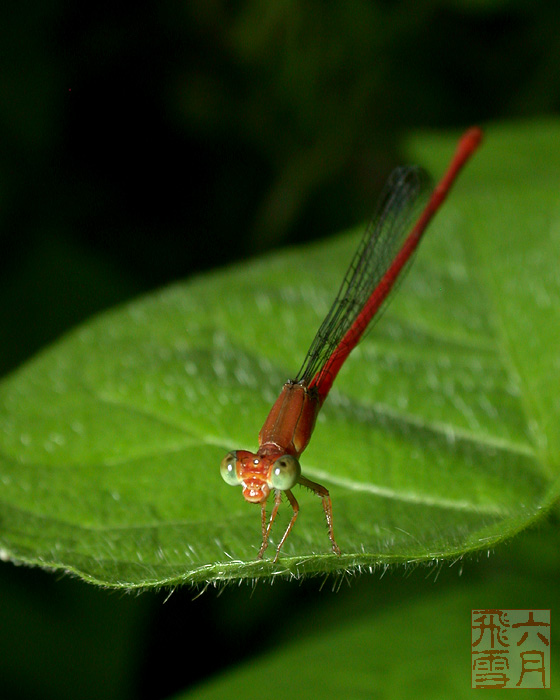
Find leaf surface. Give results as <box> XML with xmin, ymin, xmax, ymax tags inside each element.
<box><xmin>0</xmin><ymin>121</ymin><xmax>558</xmax><ymax>587</ymax></box>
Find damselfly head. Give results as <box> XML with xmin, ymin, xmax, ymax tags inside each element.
<box><xmin>220</xmin><ymin>449</ymin><xmax>301</xmax><ymax>504</ymax></box>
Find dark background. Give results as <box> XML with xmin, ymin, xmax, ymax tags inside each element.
<box><xmin>1</xmin><ymin>1</ymin><xmax>559</xmax><ymax>698</ymax></box>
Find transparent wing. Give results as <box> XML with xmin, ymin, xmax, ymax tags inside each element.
<box><xmin>295</xmin><ymin>165</ymin><xmax>431</xmax><ymax>385</ymax></box>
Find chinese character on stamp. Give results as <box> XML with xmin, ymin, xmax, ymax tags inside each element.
<box><xmin>472</xmin><ymin>609</ymin><xmax>551</xmax><ymax>689</ymax></box>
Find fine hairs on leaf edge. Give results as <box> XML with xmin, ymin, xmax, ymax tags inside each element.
<box><xmin>0</xmin><ymin>535</ymin><xmax>527</xmax><ymax>594</ymax></box>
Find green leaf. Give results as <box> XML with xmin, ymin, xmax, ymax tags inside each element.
<box><xmin>174</xmin><ymin>532</ymin><xmax>560</xmax><ymax>699</ymax></box>
<box><xmin>0</xmin><ymin>120</ymin><xmax>559</xmax><ymax>588</ymax></box>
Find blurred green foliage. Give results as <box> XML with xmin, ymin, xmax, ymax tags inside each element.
<box><xmin>2</xmin><ymin>0</ymin><xmax>560</xmax><ymax>374</ymax></box>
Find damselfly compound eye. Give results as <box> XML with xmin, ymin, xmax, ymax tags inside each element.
<box><xmin>220</xmin><ymin>451</ymin><xmax>240</xmax><ymax>486</ymax></box>
<box><xmin>268</xmin><ymin>455</ymin><xmax>301</xmax><ymax>491</ymax></box>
